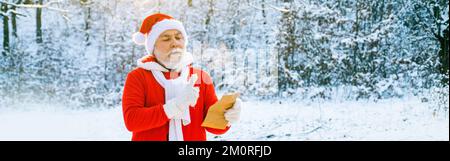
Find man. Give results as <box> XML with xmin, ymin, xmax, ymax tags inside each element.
<box><xmin>122</xmin><ymin>13</ymin><xmax>241</xmax><ymax>141</ymax></box>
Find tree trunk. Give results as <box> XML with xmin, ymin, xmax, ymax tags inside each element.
<box><xmin>438</xmin><ymin>25</ymin><xmax>449</xmax><ymax>84</ymax></box>
<box><xmin>36</xmin><ymin>0</ymin><xmax>43</xmax><ymax>43</ymax></box>
<box><xmin>261</xmin><ymin>0</ymin><xmax>268</xmax><ymax>77</ymax></box>
<box><xmin>12</xmin><ymin>0</ymin><xmax>22</xmax><ymax>38</ymax></box>
<box><xmin>84</xmin><ymin>2</ymin><xmax>91</xmax><ymax>45</ymax></box>
<box><xmin>351</xmin><ymin>0</ymin><xmax>360</xmax><ymax>85</ymax></box>
<box><xmin>277</xmin><ymin>0</ymin><xmax>295</xmax><ymax>94</ymax></box>
<box><xmin>2</xmin><ymin>3</ymin><xmax>10</xmax><ymax>56</ymax></box>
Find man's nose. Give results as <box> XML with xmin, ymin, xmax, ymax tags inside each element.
<box><xmin>171</xmin><ymin>38</ymin><xmax>183</xmax><ymax>48</ymax></box>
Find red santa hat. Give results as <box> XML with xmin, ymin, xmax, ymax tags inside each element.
<box><xmin>132</xmin><ymin>13</ymin><xmax>188</xmax><ymax>55</ymax></box>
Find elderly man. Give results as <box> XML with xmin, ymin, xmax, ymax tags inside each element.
<box><xmin>122</xmin><ymin>13</ymin><xmax>241</xmax><ymax>141</ymax></box>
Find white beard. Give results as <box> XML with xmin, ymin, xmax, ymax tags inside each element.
<box><xmin>157</xmin><ymin>48</ymin><xmax>186</xmax><ymax>70</ymax></box>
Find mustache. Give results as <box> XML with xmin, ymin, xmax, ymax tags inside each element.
<box><xmin>169</xmin><ymin>48</ymin><xmax>184</xmax><ymax>55</ymax></box>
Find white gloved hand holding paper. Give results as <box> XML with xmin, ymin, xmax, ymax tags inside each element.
<box><xmin>224</xmin><ymin>98</ymin><xmax>242</xmax><ymax>125</ymax></box>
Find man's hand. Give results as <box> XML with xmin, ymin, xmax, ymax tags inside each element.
<box><xmin>182</xmin><ymin>74</ymin><xmax>200</xmax><ymax>107</ymax></box>
<box><xmin>163</xmin><ymin>74</ymin><xmax>199</xmax><ymax>119</ymax></box>
<box><xmin>225</xmin><ymin>98</ymin><xmax>242</xmax><ymax>125</ymax></box>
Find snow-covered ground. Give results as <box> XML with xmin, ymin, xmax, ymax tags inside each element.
<box><xmin>0</xmin><ymin>96</ymin><xmax>448</xmax><ymax>141</ymax></box>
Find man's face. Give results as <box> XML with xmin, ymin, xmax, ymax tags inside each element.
<box><xmin>153</xmin><ymin>29</ymin><xmax>186</xmax><ymax>69</ymax></box>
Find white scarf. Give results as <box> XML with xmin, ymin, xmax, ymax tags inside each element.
<box><xmin>137</xmin><ymin>52</ymin><xmax>194</xmax><ymax>141</ymax></box>
<box><xmin>151</xmin><ymin>67</ymin><xmax>191</xmax><ymax>141</ymax></box>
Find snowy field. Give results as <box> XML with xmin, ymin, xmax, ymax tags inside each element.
<box><xmin>0</xmin><ymin>96</ymin><xmax>448</xmax><ymax>141</ymax></box>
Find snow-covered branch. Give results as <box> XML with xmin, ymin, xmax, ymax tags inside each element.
<box><xmin>0</xmin><ymin>8</ymin><xmax>26</xmax><ymax>17</ymax></box>
<box><xmin>0</xmin><ymin>0</ymin><xmax>68</xmax><ymax>13</ymax></box>
<box><xmin>247</xmin><ymin>2</ymin><xmax>289</xmax><ymax>13</ymax></box>
<box><xmin>267</xmin><ymin>4</ymin><xmax>289</xmax><ymax>13</ymax></box>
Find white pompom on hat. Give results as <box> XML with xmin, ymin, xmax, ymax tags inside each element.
<box><xmin>132</xmin><ymin>32</ymin><xmax>146</xmax><ymax>45</ymax></box>
<box><xmin>132</xmin><ymin>13</ymin><xmax>188</xmax><ymax>55</ymax></box>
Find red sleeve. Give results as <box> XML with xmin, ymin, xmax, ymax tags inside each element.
<box><xmin>201</xmin><ymin>71</ymin><xmax>231</xmax><ymax>135</ymax></box>
<box><xmin>122</xmin><ymin>70</ymin><xmax>169</xmax><ymax>133</ymax></box>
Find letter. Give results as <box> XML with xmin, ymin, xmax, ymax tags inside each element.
<box><xmin>255</xmin><ymin>146</ymin><xmax>262</xmax><ymax>157</ymax></box>
<box><xmin>248</xmin><ymin>146</ymin><xmax>254</xmax><ymax>156</ymax></box>
<box><xmin>178</xmin><ymin>146</ymin><xmax>185</xmax><ymax>156</ymax></box>
<box><xmin>230</xmin><ymin>146</ymin><xmax>239</xmax><ymax>155</ymax></box>
<box><xmin>188</xmin><ymin>146</ymin><xmax>195</xmax><ymax>155</ymax></box>
<box><xmin>264</xmin><ymin>146</ymin><xmax>271</xmax><ymax>156</ymax></box>
<box><xmin>205</xmin><ymin>148</ymin><xmax>212</xmax><ymax>159</ymax></box>
<box><xmin>240</xmin><ymin>146</ymin><xmax>246</xmax><ymax>155</ymax></box>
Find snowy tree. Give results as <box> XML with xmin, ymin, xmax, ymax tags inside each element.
<box><xmin>0</xmin><ymin>0</ymin><xmax>448</xmax><ymax>108</ymax></box>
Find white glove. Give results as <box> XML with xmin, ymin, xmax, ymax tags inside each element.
<box><xmin>163</xmin><ymin>98</ymin><xmax>185</xmax><ymax>119</ymax></box>
<box><xmin>163</xmin><ymin>74</ymin><xmax>200</xmax><ymax>119</ymax></box>
<box><xmin>225</xmin><ymin>98</ymin><xmax>242</xmax><ymax>125</ymax></box>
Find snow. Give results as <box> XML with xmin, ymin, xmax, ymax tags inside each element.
<box><xmin>1</xmin><ymin>0</ymin><xmax>448</xmax><ymax>142</ymax></box>
<box><xmin>0</xmin><ymin>106</ymin><xmax>129</xmax><ymax>141</ymax></box>
<box><xmin>210</xmin><ymin>97</ymin><xmax>449</xmax><ymax>141</ymax></box>
<box><xmin>0</xmin><ymin>96</ymin><xmax>447</xmax><ymax>141</ymax></box>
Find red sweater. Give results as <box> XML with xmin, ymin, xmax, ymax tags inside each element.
<box><xmin>122</xmin><ymin>66</ymin><xmax>230</xmax><ymax>141</ymax></box>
